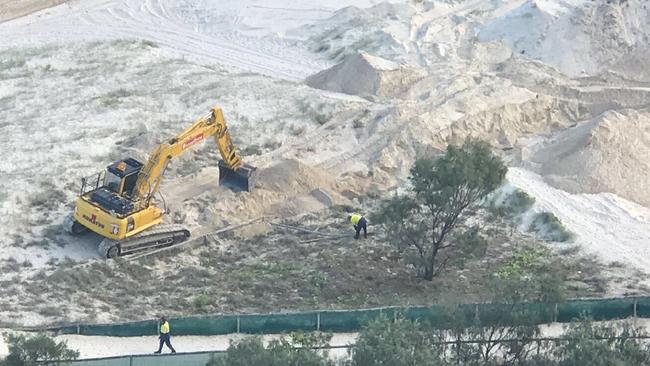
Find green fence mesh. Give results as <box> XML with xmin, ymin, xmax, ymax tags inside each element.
<box><xmin>239</xmin><ymin>311</ymin><xmax>317</xmax><ymax>334</ymax></box>
<box><xmin>556</xmin><ymin>298</ymin><xmax>635</xmax><ymax>322</ymax></box>
<box><xmin>82</xmin><ymin>320</ymin><xmax>158</xmax><ymax>337</ymax></box>
<box><xmin>47</xmin><ymin>297</ymin><xmax>649</xmax><ymax>338</ymax></box>
<box><xmin>319</xmin><ymin>308</ymin><xmax>383</xmax><ymax>332</ymax></box>
<box><xmin>42</xmin><ymin>297</ymin><xmax>650</xmax><ymax>365</ymax></box>
<box><xmin>173</xmin><ymin>315</ymin><xmax>237</xmax><ymax>336</ymax></box>
<box><xmin>477</xmin><ymin>302</ymin><xmax>553</xmax><ymax>326</ymax></box>
<box><xmin>635</xmin><ymin>297</ymin><xmax>650</xmax><ymax>317</ymax></box>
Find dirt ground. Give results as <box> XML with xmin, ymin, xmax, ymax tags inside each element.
<box><xmin>0</xmin><ymin>0</ymin><xmax>68</xmax><ymax>23</ymax></box>
<box><xmin>2</xmin><ymin>204</ymin><xmax>640</xmax><ymax>327</ymax></box>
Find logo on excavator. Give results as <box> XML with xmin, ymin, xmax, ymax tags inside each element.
<box><xmin>82</xmin><ymin>213</ymin><xmax>105</xmax><ymax>229</ymax></box>
<box><xmin>182</xmin><ymin>134</ymin><xmax>204</xmax><ymax>149</ymax></box>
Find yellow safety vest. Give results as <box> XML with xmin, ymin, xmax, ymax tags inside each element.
<box><xmin>160</xmin><ymin>321</ymin><xmax>170</xmax><ymax>334</ymax></box>
<box><xmin>350</xmin><ymin>214</ymin><xmax>362</xmax><ymax>226</ymax></box>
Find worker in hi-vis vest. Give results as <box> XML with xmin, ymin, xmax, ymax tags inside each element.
<box><xmin>154</xmin><ymin>316</ymin><xmax>176</xmax><ymax>354</ymax></box>
<box><xmin>347</xmin><ymin>213</ymin><xmax>368</xmax><ymax>239</ymax></box>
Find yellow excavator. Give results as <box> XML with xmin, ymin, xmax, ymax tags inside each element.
<box><xmin>64</xmin><ymin>107</ymin><xmax>255</xmax><ymax>258</ymax></box>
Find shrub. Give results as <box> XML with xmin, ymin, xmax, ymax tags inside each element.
<box><xmin>349</xmin><ymin>316</ymin><xmax>446</xmax><ymax>366</ymax></box>
<box><xmin>486</xmin><ymin>187</ymin><xmax>535</xmax><ymax>218</ymax></box>
<box><xmin>555</xmin><ymin>318</ymin><xmax>650</xmax><ymax>366</ymax></box>
<box><xmin>193</xmin><ymin>293</ymin><xmax>212</xmax><ymax>311</ymax></box>
<box><xmin>0</xmin><ymin>333</ymin><xmax>79</xmax><ymax>365</ymax></box>
<box><xmin>530</xmin><ymin>212</ymin><xmax>574</xmax><ymax>242</ymax></box>
<box><xmin>206</xmin><ymin>336</ymin><xmax>334</xmax><ymax>366</ymax></box>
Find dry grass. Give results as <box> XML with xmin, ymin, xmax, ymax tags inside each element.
<box><xmin>3</xmin><ymin>206</ymin><xmax>620</xmax><ymax>326</ymax></box>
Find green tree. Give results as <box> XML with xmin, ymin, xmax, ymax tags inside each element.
<box><xmin>377</xmin><ymin>139</ymin><xmax>507</xmax><ymax>280</ymax></box>
<box><xmin>207</xmin><ymin>335</ymin><xmax>334</xmax><ymax>366</ymax></box>
<box><xmin>348</xmin><ymin>316</ymin><xmax>446</xmax><ymax>366</ymax></box>
<box><xmin>1</xmin><ymin>333</ymin><xmax>79</xmax><ymax>366</ymax></box>
<box><xmin>555</xmin><ymin>318</ymin><xmax>650</xmax><ymax>366</ymax></box>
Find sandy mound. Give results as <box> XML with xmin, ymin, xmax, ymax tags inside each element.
<box><xmin>253</xmin><ymin>159</ymin><xmax>335</xmax><ymax>194</ymax></box>
<box><xmin>520</xmin><ymin>109</ymin><xmax>650</xmax><ymax>207</ymax></box>
<box><xmin>164</xmin><ymin>159</ymin><xmax>350</xmax><ymax>233</ymax></box>
<box><xmin>305</xmin><ymin>52</ymin><xmax>426</xmax><ymax>98</ymax></box>
<box><xmin>609</xmin><ymin>47</ymin><xmax>650</xmax><ymax>83</ymax></box>
<box><xmin>479</xmin><ymin>0</ymin><xmax>650</xmax><ymax>77</ymax></box>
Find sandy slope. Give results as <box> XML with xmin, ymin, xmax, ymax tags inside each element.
<box><xmin>0</xmin><ymin>0</ymin><xmax>399</xmax><ymax>80</ymax></box>
<box><xmin>508</xmin><ymin>168</ymin><xmax>650</xmax><ymax>288</ymax></box>
<box><xmin>0</xmin><ymin>0</ymin><xmax>69</xmax><ymax>22</ymax></box>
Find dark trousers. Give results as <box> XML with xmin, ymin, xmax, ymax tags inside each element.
<box><xmin>354</xmin><ymin>217</ymin><xmax>367</xmax><ymax>239</ymax></box>
<box><xmin>157</xmin><ymin>333</ymin><xmax>176</xmax><ymax>353</ymax></box>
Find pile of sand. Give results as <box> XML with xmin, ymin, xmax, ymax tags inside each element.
<box><xmin>305</xmin><ymin>52</ymin><xmax>426</xmax><ymax>99</ymax></box>
<box><xmin>609</xmin><ymin>47</ymin><xmax>650</xmax><ymax>83</ymax></box>
<box><xmin>253</xmin><ymin>159</ymin><xmax>334</xmax><ymax>194</ymax></box>
<box><xmin>479</xmin><ymin>0</ymin><xmax>650</xmax><ymax>77</ymax></box>
<box><xmin>520</xmin><ymin>109</ymin><xmax>650</xmax><ymax>206</ymax></box>
<box><xmin>165</xmin><ymin>159</ymin><xmax>350</xmax><ymax>232</ymax></box>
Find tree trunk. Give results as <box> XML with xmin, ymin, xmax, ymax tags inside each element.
<box><xmin>423</xmin><ymin>244</ymin><xmax>439</xmax><ymax>281</ymax></box>
<box><xmin>424</xmin><ymin>257</ymin><xmax>435</xmax><ymax>281</ymax></box>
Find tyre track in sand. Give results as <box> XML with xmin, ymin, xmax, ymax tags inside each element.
<box><xmin>0</xmin><ymin>0</ymin><xmax>327</xmax><ymax>80</ymax></box>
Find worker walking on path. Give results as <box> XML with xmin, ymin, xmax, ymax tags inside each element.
<box><xmin>154</xmin><ymin>316</ymin><xmax>176</xmax><ymax>354</ymax></box>
<box><xmin>348</xmin><ymin>213</ymin><xmax>368</xmax><ymax>239</ymax></box>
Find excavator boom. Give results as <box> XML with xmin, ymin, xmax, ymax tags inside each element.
<box><xmin>134</xmin><ymin>107</ymin><xmax>254</xmax><ymax>201</ymax></box>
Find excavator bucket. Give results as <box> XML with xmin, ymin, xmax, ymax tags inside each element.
<box><xmin>218</xmin><ymin>160</ymin><xmax>256</xmax><ymax>192</ymax></box>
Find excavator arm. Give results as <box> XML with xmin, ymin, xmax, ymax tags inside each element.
<box><xmin>133</xmin><ymin>107</ymin><xmax>253</xmax><ymax>204</ymax></box>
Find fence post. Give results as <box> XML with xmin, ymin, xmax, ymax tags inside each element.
<box><xmin>76</xmin><ymin>324</ymin><xmax>80</xmax><ymax>335</ymax></box>
<box><xmin>316</xmin><ymin>312</ymin><xmax>321</xmax><ymax>331</ymax></box>
<box><xmin>634</xmin><ymin>299</ymin><xmax>638</xmax><ymax>318</ymax></box>
<box><xmin>129</xmin><ymin>355</ymin><xmax>133</xmax><ymax>366</ymax></box>
<box><xmin>236</xmin><ymin>316</ymin><xmax>240</xmax><ymax>333</ymax></box>
<box><xmin>553</xmin><ymin>304</ymin><xmax>558</xmax><ymax>323</ymax></box>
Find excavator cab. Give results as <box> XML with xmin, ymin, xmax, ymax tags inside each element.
<box><xmin>104</xmin><ymin>158</ymin><xmax>143</xmax><ymax>197</ymax></box>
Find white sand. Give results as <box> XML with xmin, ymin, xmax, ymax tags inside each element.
<box><xmin>1</xmin><ymin>0</ymin><xmax>650</xmax><ymax>332</ymax></box>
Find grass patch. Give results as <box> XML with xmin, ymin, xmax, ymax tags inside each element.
<box><xmin>98</xmin><ymin>88</ymin><xmax>134</xmax><ymax>107</ymax></box>
<box><xmin>295</xmin><ymin>98</ymin><xmax>334</xmax><ymax>125</ymax></box>
<box><xmin>530</xmin><ymin>212</ymin><xmax>574</xmax><ymax>242</ymax></box>
<box><xmin>5</xmin><ymin>207</ymin><xmax>601</xmax><ymax>325</ymax></box>
<box><xmin>486</xmin><ymin>187</ymin><xmax>535</xmax><ymax>218</ymax></box>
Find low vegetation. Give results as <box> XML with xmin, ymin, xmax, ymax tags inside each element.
<box><xmin>206</xmin><ymin>316</ymin><xmax>650</xmax><ymax>366</ymax></box>
<box><xmin>530</xmin><ymin>212</ymin><xmax>574</xmax><ymax>242</ymax></box>
<box><xmin>0</xmin><ymin>333</ymin><xmax>79</xmax><ymax>366</ymax></box>
<box><xmin>207</xmin><ymin>332</ymin><xmax>334</xmax><ymax>366</ymax></box>
<box><xmin>487</xmin><ymin>187</ymin><xmax>536</xmax><ymax>218</ymax></box>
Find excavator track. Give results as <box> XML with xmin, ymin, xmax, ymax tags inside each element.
<box><xmin>98</xmin><ymin>224</ymin><xmax>190</xmax><ymax>258</ymax></box>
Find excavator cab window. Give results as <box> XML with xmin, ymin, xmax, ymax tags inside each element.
<box><xmin>122</xmin><ymin>172</ymin><xmax>139</xmax><ymax>197</ymax></box>
<box><xmin>105</xmin><ymin>171</ymin><xmax>122</xmax><ymax>193</ymax></box>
